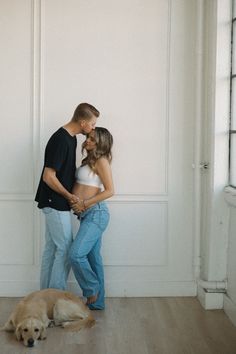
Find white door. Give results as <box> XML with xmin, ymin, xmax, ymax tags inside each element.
<box><xmin>0</xmin><ymin>0</ymin><xmax>197</xmax><ymax>296</ymax></box>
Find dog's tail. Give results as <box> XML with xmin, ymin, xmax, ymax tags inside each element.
<box><xmin>62</xmin><ymin>315</ymin><xmax>95</xmax><ymax>331</ymax></box>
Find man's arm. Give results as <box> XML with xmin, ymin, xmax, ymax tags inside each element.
<box><xmin>43</xmin><ymin>167</ymin><xmax>78</xmax><ymax>203</ymax></box>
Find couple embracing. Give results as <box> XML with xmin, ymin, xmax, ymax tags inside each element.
<box><xmin>35</xmin><ymin>103</ymin><xmax>114</xmax><ymax>310</ymax></box>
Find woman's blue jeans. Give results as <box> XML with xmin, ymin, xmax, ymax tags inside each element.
<box><xmin>69</xmin><ymin>202</ymin><xmax>109</xmax><ymax>310</ymax></box>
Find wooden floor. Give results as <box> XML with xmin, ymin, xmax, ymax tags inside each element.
<box><xmin>1</xmin><ymin>297</ymin><xmax>236</xmax><ymax>354</ymax></box>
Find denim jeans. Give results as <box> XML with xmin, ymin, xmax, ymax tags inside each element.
<box><xmin>40</xmin><ymin>208</ymin><xmax>73</xmax><ymax>290</ymax></box>
<box><xmin>69</xmin><ymin>202</ymin><xmax>109</xmax><ymax>310</ymax></box>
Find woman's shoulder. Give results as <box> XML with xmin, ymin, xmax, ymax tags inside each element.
<box><xmin>95</xmin><ymin>157</ymin><xmax>110</xmax><ymax>174</ymax></box>
<box><xmin>95</xmin><ymin>157</ymin><xmax>110</xmax><ymax>166</ymax></box>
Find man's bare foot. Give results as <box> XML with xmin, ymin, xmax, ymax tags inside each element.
<box><xmin>86</xmin><ymin>294</ymin><xmax>98</xmax><ymax>305</ymax></box>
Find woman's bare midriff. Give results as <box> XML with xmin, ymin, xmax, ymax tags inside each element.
<box><xmin>72</xmin><ymin>182</ymin><xmax>101</xmax><ymax>202</ymax></box>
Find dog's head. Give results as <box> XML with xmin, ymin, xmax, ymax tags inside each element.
<box><xmin>15</xmin><ymin>318</ymin><xmax>46</xmax><ymax>347</ymax></box>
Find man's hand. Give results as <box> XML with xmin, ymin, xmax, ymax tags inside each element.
<box><xmin>43</xmin><ymin>169</ymin><xmax>80</xmax><ymax>205</ymax></box>
<box><xmin>68</xmin><ymin>194</ymin><xmax>79</xmax><ymax>204</ymax></box>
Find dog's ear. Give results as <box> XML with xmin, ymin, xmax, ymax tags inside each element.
<box><xmin>39</xmin><ymin>325</ymin><xmax>47</xmax><ymax>340</ymax></box>
<box><xmin>15</xmin><ymin>324</ymin><xmax>22</xmax><ymax>341</ymax></box>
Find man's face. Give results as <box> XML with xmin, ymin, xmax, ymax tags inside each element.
<box><xmin>81</xmin><ymin>116</ymin><xmax>97</xmax><ymax>134</ymax></box>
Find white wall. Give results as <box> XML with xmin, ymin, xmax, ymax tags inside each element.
<box><xmin>200</xmin><ymin>0</ymin><xmax>231</xmax><ymax>282</ymax></box>
<box><xmin>222</xmin><ymin>0</ymin><xmax>236</xmax><ymax>325</ymax></box>
<box><xmin>195</xmin><ymin>0</ymin><xmax>232</xmax><ymax>312</ymax></box>
<box><xmin>224</xmin><ymin>206</ymin><xmax>236</xmax><ymax>325</ymax></box>
<box><xmin>0</xmin><ymin>0</ymin><xmax>198</xmax><ymax>297</ymax></box>
<box><xmin>196</xmin><ymin>0</ymin><xmax>236</xmax><ymax>325</ymax></box>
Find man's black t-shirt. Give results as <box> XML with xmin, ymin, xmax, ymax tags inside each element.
<box><xmin>35</xmin><ymin>127</ymin><xmax>77</xmax><ymax>211</ymax></box>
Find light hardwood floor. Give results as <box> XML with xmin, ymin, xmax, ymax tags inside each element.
<box><xmin>0</xmin><ymin>297</ymin><xmax>236</xmax><ymax>354</ymax></box>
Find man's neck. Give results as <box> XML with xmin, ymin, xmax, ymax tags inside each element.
<box><xmin>63</xmin><ymin>121</ymin><xmax>82</xmax><ymax>136</ymax></box>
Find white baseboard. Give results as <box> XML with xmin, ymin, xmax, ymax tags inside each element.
<box><xmin>224</xmin><ymin>294</ymin><xmax>236</xmax><ymax>326</ymax></box>
<box><xmin>0</xmin><ymin>280</ymin><xmax>197</xmax><ymax>297</ymax></box>
<box><xmin>103</xmin><ymin>280</ymin><xmax>197</xmax><ymax>297</ymax></box>
<box><xmin>197</xmin><ymin>284</ymin><xmax>224</xmax><ymax>309</ymax></box>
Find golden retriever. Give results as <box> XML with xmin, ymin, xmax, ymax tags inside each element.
<box><xmin>1</xmin><ymin>288</ymin><xmax>95</xmax><ymax>347</ymax></box>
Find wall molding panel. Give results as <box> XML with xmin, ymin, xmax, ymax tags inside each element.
<box><xmin>102</xmin><ymin>202</ymin><xmax>168</xmax><ymax>267</ymax></box>
<box><xmin>0</xmin><ymin>0</ymin><xmax>41</xmax><ymax>270</ymax></box>
<box><xmin>0</xmin><ymin>201</ymin><xmax>35</xmax><ymax>266</ymax></box>
<box><xmin>0</xmin><ymin>0</ymin><xmax>34</xmax><ymax>195</ymax></box>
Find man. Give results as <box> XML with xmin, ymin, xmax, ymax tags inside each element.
<box><xmin>35</xmin><ymin>103</ymin><xmax>99</xmax><ymax>290</ymax></box>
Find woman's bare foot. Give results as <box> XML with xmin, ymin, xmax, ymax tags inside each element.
<box><xmin>86</xmin><ymin>294</ymin><xmax>98</xmax><ymax>305</ymax></box>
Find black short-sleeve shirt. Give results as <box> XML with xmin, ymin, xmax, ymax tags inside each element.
<box><xmin>35</xmin><ymin>127</ymin><xmax>77</xmax><ymax>211</ymax></box>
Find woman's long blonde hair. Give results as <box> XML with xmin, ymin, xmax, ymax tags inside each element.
<box><xmin>81</xmin><ymin>127</ymin><xmax>113</xmax><ymax>172</ymax></box>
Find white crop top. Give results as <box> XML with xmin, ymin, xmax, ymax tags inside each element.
<box><xmin>75</xmin><ymin>164</ymin><xmax>103</xmax><ymax>188</ymax></box>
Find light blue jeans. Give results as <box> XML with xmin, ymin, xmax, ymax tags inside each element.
<box><xmin>69</xmin><ymin>202</ymin><xmax>109</xmax><ymax>310</ymax></box>
<box><xmin>40</xmin><ymin>208</ymin><xmax>73</xmax><ymax>290</ymax></box>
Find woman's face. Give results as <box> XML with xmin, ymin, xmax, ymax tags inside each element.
<box><xmin>85</xmin><ymin>130</ymin><xmax>97</xmax><ymax>151</ymax></box>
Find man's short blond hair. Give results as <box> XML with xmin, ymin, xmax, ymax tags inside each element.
<box><xmin>72</xmin><ymin>103</ymin><xmax>100</xmax><ymax>122</ymax></box>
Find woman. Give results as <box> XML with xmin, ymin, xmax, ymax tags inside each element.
<box><xmin>69</xmin><ymin>127</ymin><xmax>114</xmax><ymax>310</ymax></box>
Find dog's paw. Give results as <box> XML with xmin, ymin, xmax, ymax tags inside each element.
<box><xmin>48</xmin><ymin>320</ymin><xmax>55</xmax><ymax>328</ymax></box>
<box><xmin>54</xmin><ymin>320</ymin><xmax>63</xmax><ymax>327</ymax></box>
<box><xmin>39</xmin><ymin>335</ymin><xmax>47</xmax><ymax>340</ymax></box>
<box><xmin>61</xmin><ymin>321</ymin><xmax>72</xmax><ymax>329</ymax></box>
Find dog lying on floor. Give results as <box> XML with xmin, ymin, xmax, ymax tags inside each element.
<box><xmin>1</xmin><ymin>288</ymin><xmax>95</xmax><ymax>347</ymax></box>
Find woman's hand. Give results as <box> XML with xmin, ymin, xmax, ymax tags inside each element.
<box><xmin>70</xmin><ymin>199</ymin><xmax>85</xmax><ymax>213</ymax></box>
